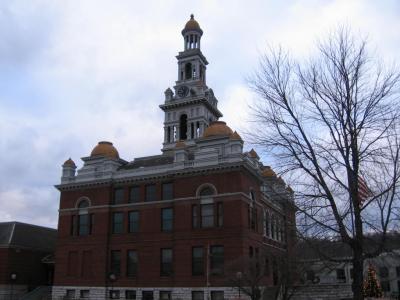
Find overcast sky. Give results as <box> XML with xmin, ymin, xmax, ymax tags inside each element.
<box><xmin>0</xmin><ymin>0</ymin><xmax>399</xmax><ymax>228</ymax></box>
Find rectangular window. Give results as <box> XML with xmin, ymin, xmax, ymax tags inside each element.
<box><xmin>201</xmin><ymin>204</ymin><xmax>214</xmax><ymax>228</ymax></box>
<box><xmin>336</xmin><ymin>268</ymin><xmax>346</xmax><ymax>283</ymax></box>
<box><xmin>110</xmin><ymin>290</ymin><xmax>120</xmax><ymax>299</ymax></box>
<box><xmin>251</xmin><ymin>208</ymin><xmax>257</xmax><ymax>230</ymax></box>
<box><xmin>142</xmin><ymin>291</ymin><xmax>154</xmax><ymax>300</ymax></box>
<box><xmin>125</xmin><ymin>291</ymin><xmax>136</xmax><ymax>300</ymax></box>
<box><xmin>264</xmin><ymin>257</ymin><xmax>270</xmax><ymax>276</ymax></box>
<box><xmin>110</xmin><ymin>250</ymin><xmax>121</xmax><ymax>276</ymax></box>
<box><xmin>66</xmin><ymin>290</ymin><xmax>75</xmax><ymax>299</ymax></box>
<box><xmin>78</xmin><ymin>214</ymin><xmax>90</xmax><ymax>236</ymax></box>
<box><xmin>145</xmin><ymin>184</ymin><xmax>157</xmax><ymax>202</ymax></box>
<box><xmin>112</xmin><ymin>212</ymin><xmax>124</xmax><ymax>234</ymax></box>
<box><xmin>192</xmin><ymin>205</ymin><xmax>199</xmax><ymax>228</ymax></box>
<box><xmin>114</xmin><ymin>188</ymin><xmax>125</xmax><ymax>204</ymax></box>
<box><xmin>161</xmin><ymin>248</ymin><xmax>173</xmax><ymax>276</ymax></box>
<box><xmin>128</xmin><ymin>211</ymin><xmax>140</xmax><ymax>233</ymax></box>
<box><xmin>192</xmin><ymin>291</ymin><xmax>204</xmax><ymax>300</ymax></box>
<box><xmin>162</xmin><ymin>208</ymin><xmax>173</xmax><ymax>232</ymax></box>
<box><xmin>396</xmin><ymin>266</ymin><xmax>400</xmax><ymax>277</ymax></box>
<box><xmin>80</xmin><ymin>290</ymin><xmax>90</xmax><ymax>298</ymax></box>
<box><xmin>67</xmin><ymin>251</ymin><xmax>78</xmax><ymax>277</ymax></box>
<box><xmin>162</xmin><ymin>183</ymin><xmax>173</xmax><ymax>200</ymax></box>
<box><xmin>192</xmin><ymin>247</ymin><xmax>204</xmax><ymax>276</ymax></box>
<box><xmin>127</xmin><ymin>250</ymin><xmax>138</xmax><ymax>277</ymax></box>
<box><xmin>71</xmin><ymin>215</ymin><xmax>77</xmax><ymax>236</ymax></box>
<box><xmin>211</xmin><ymin>291</ymin><xmax>224</xmax><ymax>300</ymax></box>
<box><xmin>217</xmin><ymin>202</ymin><xmax>223</xmax><ymax>227</ymax></box>
<box><xmin>159</xmin><ymin>291</ymin><xmax>171</xmax><ymax>300</ymax></box>
<box><xmin>249</xmin><ymin>246</ymin><xmax>253</xmax><ymax>258</ymax></box>
<box><xmin>210</xmin><ymin>246</ymin><xmax>224</xmax><ymax>275</ymax></box>
<box><xmin>82</xmin><ymin>250</ymin><xmax>93</xmax><ymax>278</ymax></box>
<box><xmin>130</xmin><ymin>186</ymin><xmax>141</xmax><ymax>203</ymax></box>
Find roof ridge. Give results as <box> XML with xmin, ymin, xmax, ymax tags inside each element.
<box><xmin>0</xmin><ymin>221</ymin><xmax>57</xmax><ymax>231</ymax></box>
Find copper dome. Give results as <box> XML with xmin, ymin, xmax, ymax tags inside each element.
<box><xmin>230</xmin><ymin>131</ymin><xmax>243</xmax><ymax>141</ymax></box>
<box><xmin>261</xmin><ymin>166</ymin><xmax>276</xmax><ymax>178</ymax></box>
<box><xmin>203</xmin><ymin>121</ymin><xmax>233</xmax><ymax>138</ymax></box>
<box><xmin>63</xmin><ymin>158</ymin><xmax>76</xmax><ymax>167</ymax></box>
<box><xmin>90</xmin><ymin>141</ymin><xmax>119</xmax><ymax>159</ymax></box>
<box><xmin>182</xmin><ymin>14</ymin><xmax>203</xmax><ymax>35</ymax></box>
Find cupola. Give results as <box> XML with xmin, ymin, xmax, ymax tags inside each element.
<box><xmin>182</xmin><ymin>14</ymin><xmax>203</xmax><ymax>51</ymax></box>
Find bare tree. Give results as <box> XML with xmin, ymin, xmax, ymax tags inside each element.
<box><xmin>248</xmin><ymin>27</ymin><xmax>400</xmax><ymax>300</ymax></box>
<box><xmin>225</xmin><ymin>256</ymin><xmax>265</xmax><ymax>300</ymax></box>
<box><xmin>226</xmin><ymin>248</ymin><xmax>307</xmax><ymax>300</ymax></box>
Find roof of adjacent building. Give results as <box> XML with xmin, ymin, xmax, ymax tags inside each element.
<box><xmin>0</xmin><ymin>222</ymin><xmax>57</xmax><ymax>252</ymax></box>
<box><xmin>297</xmin><ymin>233</ymin><xmax>400</xmax><ymax>261</ymax></box>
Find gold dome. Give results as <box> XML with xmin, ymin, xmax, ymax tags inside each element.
<box><xmin>90</xmin><ymin>141</ymin><xmax>119</xmax><ymax>159</ymax></box>
<box><xmin>261</xmin><ymin>166</ymin><xmax>276</xmax><ymax>177</ymax></box>
<box><xmin>63</xmin><ymin>158</ymin><xmax>76</xmax><ymax>167</ymax></box>
<box><xmin>203</xmin><ymin>121</ymin><xmax>233</xmax><ymax>138</ymax></box>
<box><xmin>249</xmin><ymin>149</ymin><xmax>259</xmax><ymax>159</ymax></box>
<box><xmin>182</xmin><ymin>14</ymin><xmax>203</xmax><ymax>35</ymax></box>
<box><xmin>230</xmin><ymin>131</ymin><xmax>242</xmax><ymax>141</ymax></box>
<box><xmin>175</xmin><ymin>140</ymin><xmax>186</xmax><ymax>149</ymax></box>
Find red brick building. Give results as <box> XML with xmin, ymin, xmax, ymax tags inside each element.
<box><xmin>53</xmin><ymin>15</ymin><xmax>296</xmax><ymax>300</ymax></box>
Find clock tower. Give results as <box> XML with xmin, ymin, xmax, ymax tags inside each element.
<box><xmin>160</xmin><ymin>14</ymin><xmax>223</xmax><ymax>152</ymax></box>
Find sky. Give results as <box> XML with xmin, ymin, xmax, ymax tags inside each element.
<box><xmin>0</xmin><ymin>0</ymin><xmax>399</xmax><ymax>229</ymax></box>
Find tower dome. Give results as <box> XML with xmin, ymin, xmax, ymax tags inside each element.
<box><xmin>182</xmin><ymin>14</ymin><xmax>203</xmax><ymax>35</ymax></box>
<box><xmin>90</xmin><ymin>141</ymin><xmax>119</xmax><ymax>159</ymax></box>
<box><xmin>63</xmin><ymin>158</ymin><xmax>76</xmax><ymax>167</ymax></box>
<box><xmin>203</xmin><ymin>121</ymin><xmax>233</xmax><ymax>138</ymax></box>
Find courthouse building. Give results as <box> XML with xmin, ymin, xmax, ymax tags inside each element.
<box><xmin>53</xmin><ymin>15</ymin><xmax>296</xmax><ymax>300</ymax></box>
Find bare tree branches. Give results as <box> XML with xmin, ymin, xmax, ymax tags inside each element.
<box><xmin>248</xmin><ymin>27</ymin><xmax>400</xmax><ymax>300</ymax></box>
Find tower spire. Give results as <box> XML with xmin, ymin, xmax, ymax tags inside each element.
<box><xmin>160</xmin><ymin>15</ymin><xmax>222</xmax><ymax>153</ymax></box>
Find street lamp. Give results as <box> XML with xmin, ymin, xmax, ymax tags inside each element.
<box><xmin>236</xmin><ymin>271</ymin><xmax>242</xmax><ymax>300</ymax></box>
<box><xmin>109</xmin><ymin>273</ymin><xmax>116</xmax><ymax>299</ymax></box>
<box><xmin>10</xmin><ymin>273</ymin><xmax>17</xmax><ymax>300</ymax></box>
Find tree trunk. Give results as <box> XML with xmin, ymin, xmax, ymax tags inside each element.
<box><xmin>352</xmin><ymin>243</ymin><xmax>364</xmax><ymax>300</ymax></box>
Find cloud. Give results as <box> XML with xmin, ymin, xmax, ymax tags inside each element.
<box><xmin>0</xmin><ymin>0</ymin><xmax>399</xmax><ymax>228</ymax></box>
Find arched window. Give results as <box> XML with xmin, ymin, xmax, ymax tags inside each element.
<box><xmin>78</xmin><ymin>199</ymin><xmax>89</xmax><ymax>209</ymax></box>
<box><xmin>196</xmin><ymin>184</ymin><xmax>217</xmax><ymax>197</ymax></box>
<box><xmin>72</xmin><ymin>197</ymin><xmax>93</xmax><ymax>236</ymax></box>
<box><xmin>180</xmin><ymin>114</ymin><xmax>188</xmax><ymax>140</ymax></box>
<box><xmin>265</xmin><ymin>210</ymin><xmax>270</xmax><ymax>237</ymax></box>
<box><xmin>200</xmin><ymin>187</ymin><xmax>214</xmax><ymax>197</ymax></box>
<box><xmin>250</xmin><ymin>190</ymin><xmax>256</xmax><ymax>202</ymax></box>
<box><xmin>271</xmin><ymin>215</ymin><xmax>275</xmax><ymax>239</ymax></box>
<box><xmin>185</xmin><ymin>63</ymin><xmax>192</xmax><ymax>80</ymax></box>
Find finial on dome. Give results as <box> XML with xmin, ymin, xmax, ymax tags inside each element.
<box><xmin>190</xmin><ymin>14</ymin><xmax>194</xmax><ymax>19</ymax></box>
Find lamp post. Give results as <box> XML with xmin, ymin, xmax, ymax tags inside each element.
<box><xmin>236</xmin><ymin>271</ymin><xmax>242</xmax><ymax>300</ymax></box>
<box><xmin>10</xmin><ymin>273</ymin><xmax>17</xmax><ymax>300</ymax></box>
<box><xmin>109</xmin><ymin>273</ymin><xmax>116</xmax><ymax>299</ymax></box>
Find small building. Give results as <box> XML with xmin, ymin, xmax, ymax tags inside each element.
<box><xmin>0</xmin><ymin>221</ymin><xmax>57</xmax><ymax>299</ymax></box>
<box><xmin>292</xmin><ymin>236</ymin><xmax>400</xmax><ymax>300</ymax></box>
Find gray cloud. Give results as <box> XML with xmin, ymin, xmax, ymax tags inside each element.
<box><xmin>0</xmin><ymin>0</ymin><xmax>399</xmax><ymax>228</ymax></box>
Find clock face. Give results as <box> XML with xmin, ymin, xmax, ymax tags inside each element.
<box><xmin>177</xmin><ymin>85</ymin><xmax>189</xmax><ymax>98</ymax></box>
